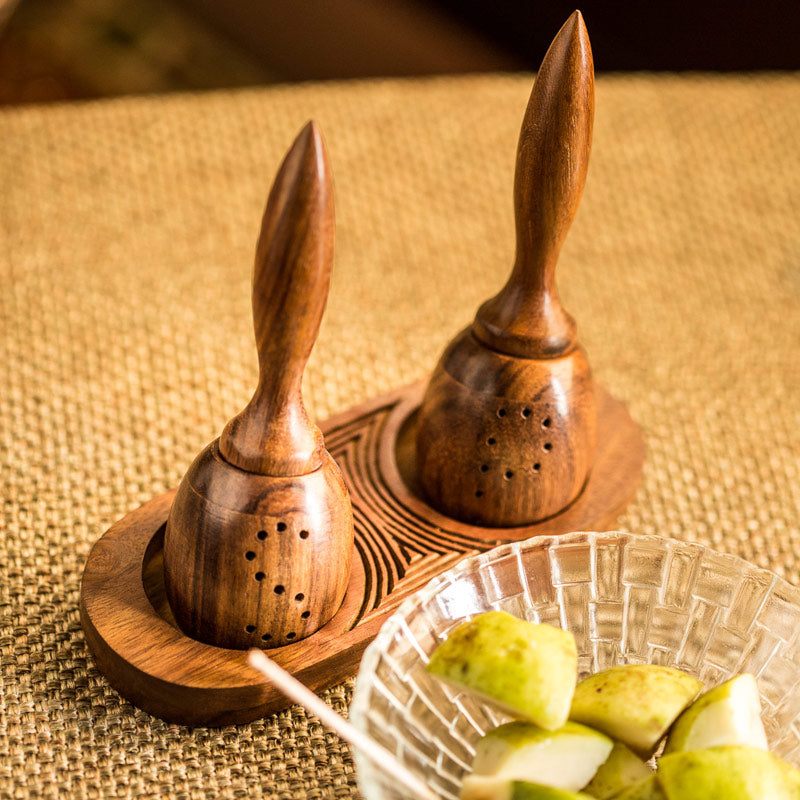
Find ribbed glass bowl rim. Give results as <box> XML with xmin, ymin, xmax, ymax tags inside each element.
<box><xmin>350</xmin><ymin>530</ymin><xmax>798</xmax><ymax>793</ymax></box>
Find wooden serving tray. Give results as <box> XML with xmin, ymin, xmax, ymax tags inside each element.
<box><xmin>80</xmin><ymin>380</ymin><xmax>644</xmax><ymax>726</ymax></box>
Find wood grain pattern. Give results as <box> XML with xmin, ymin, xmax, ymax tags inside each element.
<box><xmin>163</xmin><ymin>122</ymin><xmax>354</xmax><ymax>650</ymax></box>
<box><xmin>416</xmin><ymin>12</ymin><xmax>598</xmax><ymax>527</ymax></box>
<box><xmin>80</xmin><ymin>380</ymin><xmax>644</xmax><ymax>726</ymax></box>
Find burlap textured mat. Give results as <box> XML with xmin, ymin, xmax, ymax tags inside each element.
<box><xmin>1</xmin><ymin>73</ymin><xmax>799</xmax><ymax>798</ymax></box>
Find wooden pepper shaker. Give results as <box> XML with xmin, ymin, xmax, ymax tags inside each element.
<box><xmin>163</xmin><ymin>121</ymin><xmax>354</xmax><ymax>649</ymax></box>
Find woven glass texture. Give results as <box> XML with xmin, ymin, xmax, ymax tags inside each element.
<box><xmin>352</xmin><ymin>532</ymin><xmax>800</xmax><ymax>800</ymax></box>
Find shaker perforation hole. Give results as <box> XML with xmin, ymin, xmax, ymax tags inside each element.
<box><xmin>522</xmin><ymin>408</ymin><xmax>531</xmax><ymax>418</ymax></box>
<box><xmin>533</xmin><ymin>462</ymin><xmax>541</xmax><ymax>472</ymax></box>
<box><xmin>255</xmin><ymin>572</ymin><xmax>265</xmax><ymax>581</ymax></box>
<box><xmin>245</xmin><ymin>551</ymin><xmax>256</xmax><ymax>561</ymax></box>
<box><xmin>295</xmin><ymin>593</ymin><xmax>304</xmax><ymax>601</ymax></box>
<box><xmin>487</xmin><ymin>437</ymin><xmax>496</xmax><ymax>445</ymax></box>
<box><xmin>475</xmin><ymin>490</ymin><xmax>484</xmax><ymax>498</ymax></box>
<box><xmin>276</xmin><ymin>522</ymin><xmax>287</xmax><ymax>532</ymax></box>
<box><xmin>542</xmin><ymin>417</ymin><xmax>551</xmax><ymax>428</ymax></box>
<box><xmin>286</xmin><ymin>632</ymin><xmax>296</xmax><ymax>640</ymax></box>
<box><xmin>299</xmin><ymin>530</ymin><xmax>309</xmax><ymax>540</ymax></box>
<box><xmin>504</xmin><ymin>470</ymin><xmax>514</xmax><ymax>480</ymax></box>
<box><xmin>274</xmin><ymin>585</ymin><xmax>285</xmax><ymax>595</ymax></box>
<box><xmin>245</xmin><ymin>625</ymin><xmax>255</xmax><ymax>633</ymax></box>
<box><xmin>257</xmin><ymin>530</ymin><xmax>267</xmax><ymax>540</ymax></box>
<box><xmin>261</xmin><ymin>633</ymin><xmax>272</xmax><ymax>642</ymax></box>
<box><xmin>301</xmin><ymin>611</ymin><xmax>310</xmax><ymax>619</ymax></box>
<box><xmin>480</xmin><ymin>464</ymin><xmax>489</xmax><ymax>473</ymax></box>
<box><xmin>497</xmin><ymin>408</ymin><xmax>506</xmax><ymax>418</ymax></box>
<box><xmin>544</xmin><ymin>442</ymin><xmax>553</xmax><ymax>451</ymax></box>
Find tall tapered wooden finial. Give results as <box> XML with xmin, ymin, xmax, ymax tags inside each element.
<box><xmin>415</xmin><ymin>11</ymin><xmax>597</xmax><ymax>527</ymax></box>
<box><xmin>220</xmin><ymin>120</ymin><xmax>334</xmax><ymax>477</ymax></box>
<box><xmin>473</xmin><ymin>10</ymin><xmax>594</xmax><ymax>358</ymax></box>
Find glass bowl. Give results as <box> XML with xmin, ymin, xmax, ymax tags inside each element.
<box><xmin>350</xmin><ymin>531</ymin><xmax>800</xmax><ymax>800</ymax></box>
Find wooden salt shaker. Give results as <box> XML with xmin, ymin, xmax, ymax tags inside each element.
<box><xmin>416</xmin><ymin>11</ymin><xmax>596</xmax><ymax>527</ymax></box>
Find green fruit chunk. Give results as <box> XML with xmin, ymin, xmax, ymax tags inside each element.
<box><xmin>511</xmin><ymin>782</ymin><xmax>596</xmax><ymax>800</ymax></box>
<box><xmin>664</xmin><ymin>673</ymin><xmax>767</xmax><ymax>753</ymax></box>
<box><xmin>460</xmin><ymin>776</ymin><xmax>515</xmax><ymax>800</ymax></box>
<box><xmin>569</xmin><ymin>665</ymin><xmax>703</xmax><ymax>756</ymax></box>
<box><xmin>777</xmin><ymin>757</ymin><xmax>800</xmax><ymax>796</ymax></box>
<box><xmin>657</xmin><ymin>745</ymin><xmax>796</xmax><ymax>799</ymax></box>
<box><xmin>427</xmin><ymin>611</ymin><xmax>578</xmax><ymax>729</ymax></box>
<box><xmin>459</xmin><ymin>777</ymin><xmax>596</xmax><ymax>800</ymax></box>
<box><xmin>583</xmin><ymin>742</ymin><xmax>652</xmax><ymax>799</ymax></box>
<box><xmin>609</xmin><ymin>775</ymin><xmax>665</xmax><ymax>800</ymax></box>
<box><xmin>470</xmin><ymin>721</ymin><xmax>612</xmax><ymax>791</ymax></box>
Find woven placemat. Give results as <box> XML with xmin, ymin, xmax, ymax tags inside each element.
<box><xmin>1</xmin><ymin>72</ymin><xmax>799</xmax><ymax>798</ymax></box>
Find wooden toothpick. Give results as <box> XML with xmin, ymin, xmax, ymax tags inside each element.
<box><xmin>247</xmin><ymin>650</ymin><xmax>439</xmax><ymax>800</ymax></box>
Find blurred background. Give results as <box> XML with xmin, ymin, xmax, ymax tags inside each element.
<box><xmin>1</xmin><ymin>0</ymin><xmax>799</xmax><ymax>106</ymax></box>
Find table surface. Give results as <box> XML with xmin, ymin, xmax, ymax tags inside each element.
<box><xmin>1</xmin><ymin>72</ymin><xmax>799</xmax><ymax>799</ymax></box>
